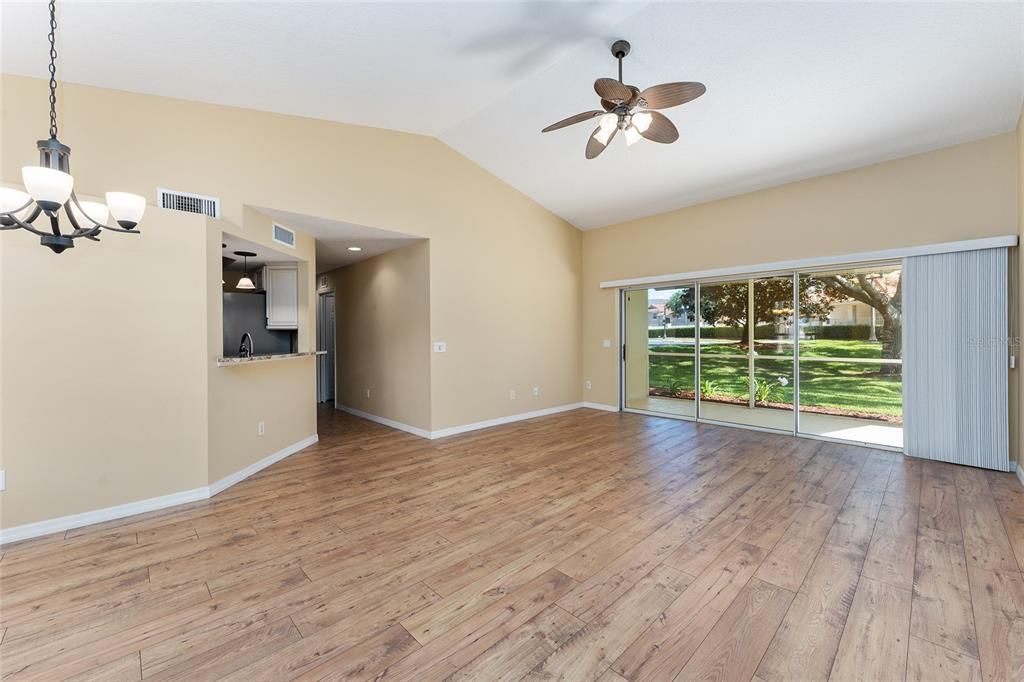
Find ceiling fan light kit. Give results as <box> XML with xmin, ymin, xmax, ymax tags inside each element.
<box><xmin>541</xmin><ymin>39</ymin><xmax>706</xmax><ymax>159</ymax></box>
<box><xmin>1</xmin><ymin>0</ymin><xmax>146</xmax><ymax>253</ymax></box>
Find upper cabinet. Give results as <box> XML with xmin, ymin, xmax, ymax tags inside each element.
<box><xmin>264</xmin><ymin>263</ymin><xmax>299</xmax><ymax>330</ymax></box>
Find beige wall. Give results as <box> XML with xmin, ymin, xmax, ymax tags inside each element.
<box><xmin>206</xmin><ymin>210</ymin><xmax>318</xmax><ymax>483</ymax></box>
<box><xmin>0</xmin><ymin>208</ymin><xmax>210</xmax><ymax>528</ymax></box>
<box><xmin>2</xmin><ymin>74</ymin><xmax>582</xmax><ymax>436</ymax></box>
<box><xmin>323</xmin><ymin>241</ymin><xmax>432</xmax><ymax>430</ymax></box>
<box><xmin>582</xmin><ymin>132</ymin><xmax>1019</xmax><ymax>407</ymax></box>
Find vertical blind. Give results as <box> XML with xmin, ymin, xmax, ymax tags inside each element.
<box><xmin>903</xmin><ymin>247</ymin><xmax>1010</xmax><ymax>471</ymax></box>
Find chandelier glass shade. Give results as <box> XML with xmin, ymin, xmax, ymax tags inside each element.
<box><xmin>0</xmin><ymin>0</ymin><xmax>145</xmax><ymax>254</ymax></box>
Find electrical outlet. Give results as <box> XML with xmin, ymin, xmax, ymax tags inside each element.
<box><xmin>585</xmin><ymin>380</ymin><xmax>592</xmax><ymax>390</ymax></box>
<box><xmin>602</xmin><ymin>339</ymin><xmax>611</xmax><ymax>348</ymax></box>
<box><xmin>532</xmin><ymin>386</ymin><xmax>540</xmax><ymax>397</ymax></box>
<box><xmin>510</xmin><ymin>389</ymin><xmax>516</xmax><ymax>400</ymax></box>
<box><xmin>0</xmin><ymin>470</ymin><xmax>6</xmax><ymax>491</ymax></box>
<box><xmin>433</xmin><ymin>342</ymin><xmax>447</xmax><ymax>353</ymax></box>
<box><xmin>257</xmin><ymin>421</ymin><xmax>265</xmax><ymax>436</ymax></box>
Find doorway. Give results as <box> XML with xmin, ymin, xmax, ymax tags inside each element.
<box><xmin>317</xmin><ymin>291</ymin><xmax>336</xmax><ymax>404</ymax></box>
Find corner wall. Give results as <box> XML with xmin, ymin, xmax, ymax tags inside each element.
<box><xmin>323</xmin><ymin>241</ymin><xmax>432</xmax><ymax>431</ymax></box>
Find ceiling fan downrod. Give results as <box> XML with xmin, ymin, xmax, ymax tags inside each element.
<box><xmin>611</xmin><ymin>39</ymin><xmax>631</xmax><ymax>83</ymax></box>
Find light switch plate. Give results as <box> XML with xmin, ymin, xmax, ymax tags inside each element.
<box><xmin>602</xmin><ymin>339</ymin><xmax>611</xmax><ymax>348</ymax></box>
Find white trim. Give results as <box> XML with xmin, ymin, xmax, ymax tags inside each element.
<box><xmin>583</xmin><ymin>402</ymin><xmax>619</xmax><ymax>412</ymax></box>
<box><xmin>337</xmin><ymin>403</ymin><xmax>591</xmax><ymax>439</ymax></box>
<box><xmin>1016</xmin><ymin>461</ymin><xmax>1024</xmax><ymax>489</ymax></box>
<box><xmin>208</xmin><ymin>434</ymin><xmax>318</xmax><ymax>496</ymax></box>
<box><xmin>0</xmin><ymin>486</ymin><xmax>208</xmax><ymax>546</ymax></box>
<box><xmin>429</xmin><ymin>403</ymin><xmax>585</xmax><ymax>439</ymax></box>
<box><xmin>1</xmin><ymin>434</ymin><xmax>318</xmax><ymax>546</ymax></box>
<box><xmin>335</xmin><ymin>405</ymin><xmax>432</xmax><ymax>439</ymax></box>
<box><xmin>600</xmin><ymin>235</ymin><xmax>1018</xmax><ymax>289</ymax></box>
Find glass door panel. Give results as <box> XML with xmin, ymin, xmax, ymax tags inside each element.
<box><xmin>797</xmin><ymin>266</ymin><xmax>903</xmax><ymax>447</ymax></box>
<box><xmin>751</xmin><ymin>275</ymin><xmax>795</xmax><ymax>431</ymax></box>
<box><xmin>697</xmin><ymin>280</ymin><xmax>753</xmax><ymax>425</ymax></box>
<box><xmin>623</xmin><ymin>285</ymin><xmax>696</xmax><ymax>417</ymax></box>
<box><xmin>698</xmin><ymin>277</ymin><xmax>794</xmax><ymax>431</ymax></box>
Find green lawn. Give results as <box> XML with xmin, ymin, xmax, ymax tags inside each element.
<box><xmin>645</xmin><ymin>339</ymin><xmax>902</xmax><ymax>419</ymax></box>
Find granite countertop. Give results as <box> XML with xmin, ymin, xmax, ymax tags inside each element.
<box><xmin>216</xmin><ymin>351</ymin><xmax>327</xmax><ymax>367</ymax></box>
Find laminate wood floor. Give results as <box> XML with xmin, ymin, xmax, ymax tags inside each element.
<box><xmin>3</xmin><ymin>406</ymin><xmax>1024</xmax><ymax>681</ymax></box>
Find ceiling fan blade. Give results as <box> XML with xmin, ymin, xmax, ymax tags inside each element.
<box><xmin>640</xmin><ymin>111</ymin><xmax>679</xmax><ymax>144</ymax></box>
<box><xmin>594</xmin><ymin>78</ymin><xmax>632</xmax><ymax>103</ymax></box>
<box><xmin>541</xmin><ymin>110</ymin><xmax>605</xmax><ymax>133</ymax></box>
<box><xmin>586</xmin><ymin>125</ymin><xmax>616</xmax><ymax>159</ymax></box>
<box><xmin>639</xmin><ymin>82</ymin><xmax>706</xmax><ymax>110</ymax></box>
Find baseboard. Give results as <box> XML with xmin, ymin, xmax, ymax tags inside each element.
<box><xmin>582</xmin><ymin>401</ymin><xmax>619</xmax><ymax>412</ymax></box>
<box><xmin>335</xmin><ymin>405</ymin><xmax>432</xmax><ymax>439</ymax></box>
<box><xmin>337</xmin><ymin>401</ymin><xmax>593</xmax><ymax>440</ymax></box>
<box><xmin>0</xmin><ymin>486</ymin><xmax>209</xmax><ymax>546</ymax></box>
<box><xmin>1</xmin><ymin>434</ymin><xmax>318</xmax><ymax>546</ymax></box>
<box><xmin>208</xmin><ymin>434</ymin><xmax>319</xmax><ymax>497</ymax></box>
<box><xmin>429</xmin><ymin>402</ymin><xmax>586</xmax><ymax>439</ymax></box>
<box><xmin>1016</xmin><ymin>461</ymin><xmax>1024</xmax><ymax>488</ymax></box>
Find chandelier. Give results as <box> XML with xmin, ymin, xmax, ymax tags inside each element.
<box><xmin>0</xmin><ymin>0</ymin><xmax>145</xmax><ymax>254</ymax></box>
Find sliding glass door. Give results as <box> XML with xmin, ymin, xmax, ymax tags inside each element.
<box><xmin>623</xmin><ymin>285</ymin><xmax>696</xmax><ymax>417</ymax></box>
<box><xmin>698</xmin><ymin>277</ymin><xmax>794</xmax><ymax>432</ymax></box>
<box><xmin>797</xmin><ymin>265</ymin><xmax>902</xmax><ymax>447</ymax></box>
<box><xmin>620</xmin><ymin>260</ymin><xmax>902</xmax><ymax>448</ymax></box>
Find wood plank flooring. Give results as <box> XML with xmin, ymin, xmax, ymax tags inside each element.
<box><xmin>2</xmin><ymin>406</ymin><xmax>1024</xmax><ymax>681</ymax></box>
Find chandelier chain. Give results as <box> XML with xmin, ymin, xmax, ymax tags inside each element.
<box><xmin>47</xmin><ymin>0</ymin><xmax>58</xmax><ymax>139</ymax></box>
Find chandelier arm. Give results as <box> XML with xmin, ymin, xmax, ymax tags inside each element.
<box><xmin>0</xmin><ymin>213</ymin><xmax>51</xmax><ymax>237</ymax></box>
<box><xmin>64</xmin><ymin>195</ymin><xmax>137</xmax><ymax>237</ymax></box>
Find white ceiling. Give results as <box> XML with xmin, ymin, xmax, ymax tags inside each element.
<box><xmin>253</xmin><ymin>206</ymin><xmax>421</xmax><ymax>274</ymax></box>
<box><xmin>3</xmin><ymin>2</ymin><xmax>1022</xmax><ymax>229</ymax></box>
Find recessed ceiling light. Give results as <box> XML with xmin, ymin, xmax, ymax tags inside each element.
<box><xmin>348</xmin><ymin>246</ymin><xmax>362</xmax><ymax>252</ymax></box>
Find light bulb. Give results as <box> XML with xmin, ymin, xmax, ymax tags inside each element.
<box><xmin>598</xmin><ymin>113</ymin><xmax>617</xmax><ymax>132</ymax></box>
<box><xmin>0</xmin><ymin>187</ymin><xmax>33</xmax><ymax>226</ymax></box>
<box><xmin>624</xmin><ymin>125</ymin><xmax>642</xmax><ymax>146</ymax></box>
<box><xmin>593</xmin><ymin>126</ymin><xmax>614</xmax><ymax>145</ymax></box>
<box><xmin>105</xmin><ymin>192</ymin><xmax>146</xmax><ymax>229</ymax></box>
<box><xmin>236</xmin><ymin>275</ymin><xmax>256</xmax><ymax>290</ymax></box>
<box><xmin>70</xmin><ymin>200</ymin><xmax>109</xmax><ymax>227</ymax></box>
<box><xmin>632</xmin><ymin>111</ymin><xmax>653</xmax><ymax>133</ymax></box>
<box><xmin>22</xmin><ymin>166</ymin><xmax>74</xmax><ymax>211</ymax></box>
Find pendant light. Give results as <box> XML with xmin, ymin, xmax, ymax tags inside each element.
<box><xmin>0</xmin><ymin>0</ymin><xmax>146</xmax><ymax>253</ymax></box>
<box><xmin>235</xmin><ymin>251</ymin><xmax>257</xmax><ymax>290</ymax></box>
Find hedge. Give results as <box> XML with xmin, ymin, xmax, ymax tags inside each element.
<box><xmin>648</xmin><ymin>324</ymin><xmax>877</xmax><ymax>340</ymax></box>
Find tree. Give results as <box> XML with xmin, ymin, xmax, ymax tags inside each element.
<box><xmin>811</xmin><ymin>272</ymin><xmax>902</xmax><ymax>374</ymax></box>
<box><xmin>666</xmin><ymin>281</ymin><xmax>832</xmax><ymax>347</ymax></box>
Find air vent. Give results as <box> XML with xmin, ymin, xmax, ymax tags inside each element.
<box><xmin>157</xmin><ymin>188</ymin><xmax>220</xmax><ymax>218</ymax></box>
<box><xmin>272</xmin><ymin>223</ymin><xmax>296</xmax><ymax>248</ymax></box>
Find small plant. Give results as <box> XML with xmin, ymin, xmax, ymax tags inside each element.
<box><xmin>754</xmin><ymin>377</ymin><xmax>785</xmax><ymax>404</ymax></box>
<box><xmin>700</xmin><ymin>378</ymin><xmax>718</xmax><ymax>397</ymax></box>
<box><xmin>668</xmin><ymin>379</ymin><xmax>687</xmax><ymax>397</ymax></box>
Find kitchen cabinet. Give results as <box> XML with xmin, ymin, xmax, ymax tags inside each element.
<box><xmin>264</xmin><ymin>264</ymin><xmax>299</xmax><ymax>329</ymax></box>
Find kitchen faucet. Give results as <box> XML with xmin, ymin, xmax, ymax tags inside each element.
<box><xmin>239</xmin><ymin>332</ymin><xmax>254</xmax><ymax>358</ymax></box>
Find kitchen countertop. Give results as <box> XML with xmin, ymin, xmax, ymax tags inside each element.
<box><xmin>216</xmin><ymin>351</ymin><xmax>327</xmax><ymax>367</ymax></box>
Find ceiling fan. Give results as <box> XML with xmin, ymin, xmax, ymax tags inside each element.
<box><xmin>541</xmin><ymin>40</ymin><xmax>705</xmax><ymax>159</ymax></box>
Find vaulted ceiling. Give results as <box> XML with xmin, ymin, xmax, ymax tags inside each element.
<box><xmin>3</xmin><ymin>2</ymin><xmax>1022</xmax><ymax>229</ymax></box>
